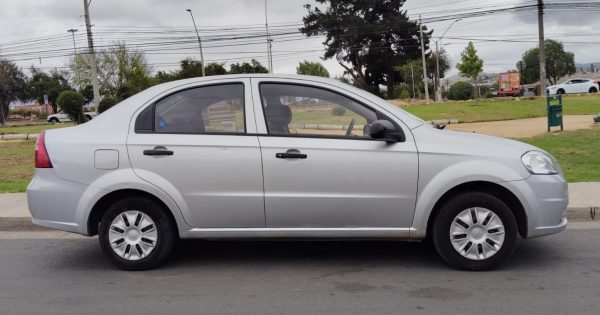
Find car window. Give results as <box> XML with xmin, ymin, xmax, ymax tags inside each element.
<box><xmin>154</xmin><ymin>84</ymin><xmax>245</xmax><ymax>134</ymax></box>
<box><xmin>259</xmin><ymin>83</ymin><xmax>393</xmax><ymax>138</ymax></box>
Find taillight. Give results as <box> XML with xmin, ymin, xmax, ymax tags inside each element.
<box><xmin>35</xmin><ymin>130</ymin><xmax>53</xmax><ymax>168</ymax></box>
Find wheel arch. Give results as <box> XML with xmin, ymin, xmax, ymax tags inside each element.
<box><xmin>425</xmin><ymin>181</ymin><xmax>528</xmax><ymax>239</ymax></box>
<box><xmin>87</xmin><ymin>189</ymin><xmax>179</xmax><ymax>237</ymax></box>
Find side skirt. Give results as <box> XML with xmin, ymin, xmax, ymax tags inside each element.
<box><xmin>181</xmin><ymin>227</ymin><xmax>423</xmax><ymax>240</ymax></box>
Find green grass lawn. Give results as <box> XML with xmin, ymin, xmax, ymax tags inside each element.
<box><xmin>522</xmin><ymin>125</ymin><xmax>600</xmax><ymax>182</ymax></box>
<box><xmin>0</xmin><ymin>123</ymin><xmax>73</xmax><ymax>135</ymax></box>
<box><xmin>0</xmin><ymin>140</ymin><xmax>35</xmax><ymax>193</ymax></box>
<box><xmin>398</xmin><ymin>95</ymin><xmax>600</xmax><ymax>123</ymax></box>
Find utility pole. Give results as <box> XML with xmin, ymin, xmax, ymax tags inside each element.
<box><xmin>264</xmin><ymin>0</ymin><xmax>273</xmax><ymax>73</ymax></box>
<box><xmin>83</xmin><ymin>0</ymin><xmax>100</xmax><ymax>105</ymax></box>
<box><xmin>419</xmin><ymin>15</ymin><xmax>429</xmax><ymax>103</ymax></box>
<box><xmin>410</xmin><ymin>64</ymin><xmax>416</xmax><ymax>99</ymax></box>
<box><xmin>538</xmin><ymin>0</ymin><xmax>546</xmax><ymax>96</ymax></box>
<box><xmin>435</xmin><ymin>19</ymin><xmax>461</xmax><ymax>102</ymax></box>
<box><xmin>67</xmin><ymin>29</ymin><xmax>78</xmax><ymax>55</ymax></box>
<box><xmin>186</xmin><ymin>9</ymin><xmax>205</xmax><ymax>77</ymax></box>
<box><xmin>435</xmin><ymin>41</ymin><xmax>440</xmax><ymax>101</ymax></box>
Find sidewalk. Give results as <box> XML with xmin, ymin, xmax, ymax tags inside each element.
<box><xmin>1</xmin><ymin>183</ymin><xmax>598</xmax><ymax>231</ymax></box>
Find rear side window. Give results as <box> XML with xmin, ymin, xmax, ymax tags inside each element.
<box><xmin>151</xmin><ymin>84</ymin><xmax>245</xmax><ymax>134</ymax></box>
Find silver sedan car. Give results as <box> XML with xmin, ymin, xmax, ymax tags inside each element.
<box><xmin>27</xmin><ymin>74</ymin><xmax>567</xmax><ymax>271</ymax></box>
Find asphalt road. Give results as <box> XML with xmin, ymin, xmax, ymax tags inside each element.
<box><xmin>0</xmin><ymin>228</ymin><xmax>599</xmax><ymax>314</ymax></box>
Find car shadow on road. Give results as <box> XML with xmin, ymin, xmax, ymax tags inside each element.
<box><xmin>164</xmin><ymin>236</ymin><xmax>564</xmax><ymax>271</ymax></box>
<box><xmin>38</xmin><ymin>234</ymin><xmax>567</xmax><ymax>272</ymax></box>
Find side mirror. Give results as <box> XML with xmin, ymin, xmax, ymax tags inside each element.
<box><xmin>368</xmin><ymin>120</ymin><xmax>405</xmax><ymax>143</ymax></box>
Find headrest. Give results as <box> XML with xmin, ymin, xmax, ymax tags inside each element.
<box><xmin>265</xmin><ymin>104</ymin><xmax>292</xmax><ymax>126</ymax></box>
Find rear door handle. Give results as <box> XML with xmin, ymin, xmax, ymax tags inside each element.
<box><xmin>276</xmin><ymin>152</ymin><xmax>307</xmax><ymax>159</ymax></box>
<box><xmin>143</xmin><ymin>146</ymin><xmax>173</xmax><ymax>156</ymax></box>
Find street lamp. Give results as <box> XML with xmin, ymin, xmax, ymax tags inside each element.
<box><xmin>186</xmin><ymin>9</ymin><xmax>205</xmax><ymax>77</ymax></box>
<box><xmin>67</xmin><ymin>29</ymin><xmax>78</xmax><ymax>55</ymax></box>
<box><xmin>435</xmin><ymin>18</ymin><xmax>462</xmax><ymax>102</ymax></box>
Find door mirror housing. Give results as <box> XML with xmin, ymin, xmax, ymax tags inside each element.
<box><xmin>368</xmin><ymin>120</ymin><xmax>405</xmax><ymax>143</ymax></box>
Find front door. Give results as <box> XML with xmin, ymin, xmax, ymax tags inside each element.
<box><xmin>253</xmin><ymin>81</ymin><xmax>418</xmax><ymax>228</ymax></box>
<box><xmin>128</xmin><ymin>80</ymin><xmax>265</xmax><ymax>228</ymax></box>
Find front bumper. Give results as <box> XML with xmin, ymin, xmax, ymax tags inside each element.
<box><xmin>502</xmin><ymin>174</ymin><xmax>568</xmax><ymax>238</ymax></box>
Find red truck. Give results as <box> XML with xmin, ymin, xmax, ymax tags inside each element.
<box><xmin>498</xmin><ymin>72</ymin><xmax>522</xmax><ymax>97</ymax></box>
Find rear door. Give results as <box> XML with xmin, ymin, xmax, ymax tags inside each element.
<box><xmin>127</xmin><ymin>79</ymin><xmax>265</xmax><ymax>228</ymax></box>
<box><xmin>251</xmin><ymin>79</ymin><xmax>418</xmax><ymax>229</ymax></box>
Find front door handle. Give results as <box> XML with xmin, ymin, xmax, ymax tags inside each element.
<box><xmin>276</xmin><ymin>152</ymin><xmax>307</xmax><ymax>159</ymax></box>
<box><xmin>143</xmin><ymin>146</ymin><xmax>174</xmax><ymax>156</ymax></box>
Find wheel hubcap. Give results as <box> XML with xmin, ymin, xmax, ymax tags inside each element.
<box><xmin>449</xmin><ymin>207</ymin><xmax>505</xmax><ymax>260</ymax></box>
<box><xmin>108</xmin><ymin>210</ymin><xmax>158</xmax><ymax>261</ymax></box>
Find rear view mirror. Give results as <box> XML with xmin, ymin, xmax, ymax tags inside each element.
<box><xmin>368</xmin><ymin>120</ymin><xmax>405</xmax><ymax>143</ymax></box>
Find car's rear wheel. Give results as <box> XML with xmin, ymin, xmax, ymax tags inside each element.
<box><xmin>590</xmin><ymin>87</ymin><xmax>598</xmax><ymax>93</ymax></box>
<box><xmin>99</xmin><ymin>197</ymin><xmax>175</xmax><ymax>271</ymax></box>
<box><xmin>432</xmin><ymin>192</ymin><xmax>518</xmax><ymax>271</ymax></box>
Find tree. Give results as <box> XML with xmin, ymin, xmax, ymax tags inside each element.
<box><xmin>427</xmin><ymin>49</ymin><xmax>451</xmax><ymax>81</ymax></box>
<box><xmin>25</xmin><ymin>67</ymin><xmax>71</xmax><ymax>114</ymax></box>
<box><xmin>155</xmin><ymin>58</ymin><xmax>227</xmax><ymax>83</ymax></box>
<box><xmin>79</xmin><ymin>85</ymin><xmax>94</xmax><ymax>104</ymax></box>
<box><xmin>70</xmin><ymin>42</ymin><xmax>154</xmax><ymax>99</ymax></box>
<box><xmin>396</xmin><ymin>60</ymin><xmax>424</xmax><ymax>98</ymax></box>
<box><xmin>520</xmin><ymin>39</ymin><xmax>576</xmax><ymax>85</ymax></box>
<box><xmin>0</xmin><ymin>60</ymin><xmax>26</xmax><ymax>125</ymax></box>
<box><xmin>228</xmin><ymin>59</ymin><xmax>269</xmax><ymax>74</ymax></box>
<box><xmin>456</xmin><ymin>42</ymin><xmax>484</xmax><ymax>97</ymax></box>
<box><xmin>97</xmin><ymin>96</ymin><xmax>117</xmax><ymax>114</ymax></box>
<box><xmin>301</xmin><ymin>0</ymin><xmax>431</xmax><ymax>99</ymax></box>
<box><xmin>56</xmin><ymin>91</ymin><xmax>85</xmax><ymax>124</ymax></box>
<box><xmin>456</xmin><ymin>42</ymin><xmax>484</xmax><ymax>81</ymax></box>
<box><xmin>296</xmin><ymin>61</ymin><xmax>330</xmax><ymax>77</ymax></box>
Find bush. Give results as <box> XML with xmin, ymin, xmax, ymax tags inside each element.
<box><xmin>447</xmin><ymin>81</ymin><xmax>474</xmax><ymax>100</ymax></box>
<box><xmin>332</xmin><ymin>105</ymin><xmax>347</xmax><ymax>116</ymax></box>
<box><xmin>398</xmin><ymin>88</ymin><xmax>410</xmax><ymax>99</ymax></box>
<box><xmin>98</xmin><ymin>96</ymin><xmax>118</xmax><ymax>114</ymax></box>
<box><xmin>57</xmin><ymin>91</ymin><xmax>85</xmax><ymax>123</ymax></box>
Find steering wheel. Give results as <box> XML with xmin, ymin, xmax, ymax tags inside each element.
<box><xmin>345</xmin><ymin>118</ymin><xmax>357</xmax><ymax>137</ymax></box>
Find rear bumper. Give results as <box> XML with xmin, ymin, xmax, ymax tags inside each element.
<box><xmin>27</xmin><ymin>169</ymin><xmax>104</xmax><ymax>235</ymax></box>
<box><xmin>501</xmin><ymin>174</ymin><xmax>568</xmax><ymax>238</ymax></box>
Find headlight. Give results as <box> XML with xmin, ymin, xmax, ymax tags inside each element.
<box><xmin>521</xmin><ymin>151</ymin><xmax>560</xmax><ymax>175</ymax></box>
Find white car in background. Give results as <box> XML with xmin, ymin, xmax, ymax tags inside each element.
<box><xmin>547</xmin><ymin>78</ymin><xmax>599</xmax><ymax>95</ymax></box>
<box><xmin>47</xmin><ymin>111</ymin><xmax>97</xmax><ymax>123</ymax></box>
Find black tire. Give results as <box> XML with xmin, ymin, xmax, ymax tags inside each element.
<box><xmin>432</xmin><ymin>192</ymin><xmax>518</xmax><ymax>271</ymax></box>
<box><xmin>49</xmin><ymin>117</ymin><xmax>59</xmax><ymax>123</ymax></box>
<box><xmin>99</xmin><ymin>197</ymin><xmax>176</xmax><ymax>271</ymax></box>
<box><xmin>557</xmin><ymin>89</ymin><xmax>565</xmax><ymax>95</ymax></box>
<box><xmin>84</xmin><ymin>114</ymin><xmax>92</xmax><ymax>121</ymax></box>
<box><xmin>590</xmin><ymin>87</ymin><xmax>598</xmax><ymax>93</ymax></box>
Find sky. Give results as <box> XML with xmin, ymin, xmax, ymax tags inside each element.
<box><xmin>1</xmin><ymin>0</ymin><xmax>599</xmax><ymax>79</ymax></box>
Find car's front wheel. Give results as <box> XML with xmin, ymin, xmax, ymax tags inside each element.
<box><xmin>432</xmin><ymin>192</ymin><xmax>518</xmax><ymax>271</ymax></box>
<box><xmin>49</xmin><ymin>117</ymin><xmax>59</xmax><ymax>123</ymax></box>
<box><xmin>98</xmin><ymin>197</ymin><xmax>176</xmax><ymax>270</ymax></box>
<box><xmin>556</xmin><ymin>89</ymin><xmax>565</xmax><ymax>95</ymax></box>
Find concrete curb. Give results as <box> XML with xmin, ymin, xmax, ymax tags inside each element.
<box><xmin>0</xmin><ymin>207</ymin><xmax>597</xmax><ymax>232</ymax></box>
<box><xmin>0</xmin><ymin>133</ymin><xmax>39</xmax><ymax>141</ymax></box>
<box><xmin>0</xmin><ymin>218</ymin><xmax>49</xmax><ymax>232</ymax></box>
